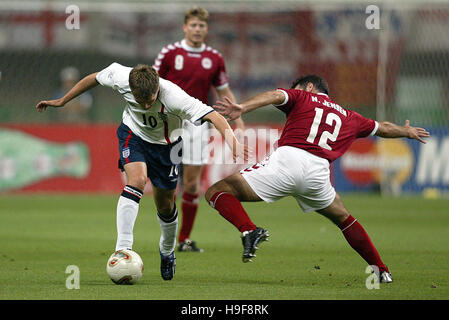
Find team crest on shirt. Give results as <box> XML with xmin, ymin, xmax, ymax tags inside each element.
<box><xmin>201</xmin><ymin>57</ymin><xmax>212</xmax><ymax>69</ymax></box>
<box><xmin>158</xmin><ymin>112</ymin><xmax>168</xmax><ymax>122</ymax></box>
<box><xmin>122</xmin><ymin>147</ymin><xmax>130</xmax><ymax>159</ymax></box>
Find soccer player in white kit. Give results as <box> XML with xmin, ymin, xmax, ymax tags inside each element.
<box><xmin>36</xmin><ymin>62</ymin><xmax>247</xmax><ymax>281</ymax></box>
<box><xmin>153</xmin><ymin>7</ymin><xmax>245</xmax><ymax>252</ymax></box>
<box><xmin>207</xmin><ymin>75</ymin><xmax>429</xmax><ymax>283</ymax></box>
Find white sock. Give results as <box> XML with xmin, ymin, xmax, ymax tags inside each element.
<box><xmin>115</xmin><ymin>185</ymin><xmax>142</xmax><ymax>251</ymax></box>
<box><xmin>157</xmin><ymin>206</ymin><xmax>178</xmax><ymax>256</ymax></box>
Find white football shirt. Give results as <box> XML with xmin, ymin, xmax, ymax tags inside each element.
<box><xmin>95</xmin><ymin>62</ymin><xmax>214</xmax><ymax>145</ymax></box>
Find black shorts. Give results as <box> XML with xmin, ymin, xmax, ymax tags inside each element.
<box><xmin>117</xmin><ymin>123</ymin><xmax>182</xmax><ymax>190</ymax></box>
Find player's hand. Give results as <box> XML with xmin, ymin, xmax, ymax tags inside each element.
<box><xmin>405</xmin><ymin>120</ymin><xmax>430</xmax><ymax>143</ymax></box>
<box><xmin>36</xmin><ymin>99</ymin><xmax>65</xmax><ymax>112</ymax></box>
<box><xmin>213</xmin><ymin>97</ymin><xmax>243</xmax><ymax>121</ymax></box>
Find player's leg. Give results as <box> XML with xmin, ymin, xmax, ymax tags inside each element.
<box><xmin>205</xmin><ymin>172</ymin><xmax>270</xmax><ymax>262</ymax></box>
<box><xmin>143</xmin><ymin>138</ymin><xmax>182</xmax><ymax>281</ymax></box>
<box><xmin>115</xmin><ymin>162</ymin><xmax>147</xmax><ymax>251</ymax></box>
<box><xmin>116</xmin><ymin>124</ymin><xmax>148</xmax><ymax>252</ymax></box>
<box><xmin>206</xmin><ymin>172</ymin><xmax>261</xmax><ymax>232</ymax></box>
<box><xmin>152</xmin><ymin>184</ymin><xmax>178</xmax><ymax>281</ymax></box>
<box><xmin>178</xmin><ymin>120</ymin><xmax>209</xmax><ymax>252</ymax></box>
<box><xmin>315</xmin><ymin>193</ymin><xmax>349</xmax><ymax>225</ymax></box>
<box><xmin>178</xmin><ymin>164</ymin><xmax>203</xmax><ymax>251</ymax></box>
<box><xmin>153</xmin><ymin>185</ymin><xmax>178</xmax><ymax>253</ymax></box>
<box><xmin>316</xmin><ymin>193</ymin><xmax>392</xmax><ymax>282</ymax></box>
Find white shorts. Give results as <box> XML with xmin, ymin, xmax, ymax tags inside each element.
<box><xmin>241</xmin><ymin>146</ymin><xmax>336</xmax><ymax>213</ymax></box>
<box><xmin>181</xmin><ymin>120</ymin><xmax>210</xmax><ymax>165</ymax></box>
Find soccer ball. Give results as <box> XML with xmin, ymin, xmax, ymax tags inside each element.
<box><xmin>106</xmin><ymin>249</ymin><xmax>144</xmax><ymax>285</ymax></box>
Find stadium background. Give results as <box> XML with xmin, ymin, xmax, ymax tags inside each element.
<box><xmin>1</xmin><ymin>0</ymin><xmax>449</xmax><ymax>303</ymax></box>
<box><xmin>0</xmin><ymin>0</ymin><xmax>448</xmax><ymax>196</ymax></box>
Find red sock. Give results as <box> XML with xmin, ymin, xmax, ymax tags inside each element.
<box><xmin>339</xmin><ymin>215</ymin><xmax>388</xmax><ymax>273</ymax></box>
<box><xmin>178</xmin><ymin>192</ymin><xmax>199</xmax><ymax>243</ymax></box>
<box><xmin>209</xmin><ymin>192</ymin><xmax>257</xmax><ymax>233</ymax></box>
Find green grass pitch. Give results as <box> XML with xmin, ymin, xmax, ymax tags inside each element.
<box><xmin>0</xmin><ymin>193</ymin><xmax>448</xmax><ymax>300</ymax></box>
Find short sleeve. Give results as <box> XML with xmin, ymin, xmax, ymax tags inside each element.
<box><xmin>96</xmin><ymin>62</ymin><xmax>130</xmax><ymax>90</ymax></box>
<box><xmin>273</xmin><ymin>88</ymin><xmax>304</xmax><ymax>115</ymax></box>
<box><xmin>213</xmin><ymin>55</ymin><xmax>229</xmax><ymax>90</ymax></box>
<box><xmin>351</xmin><ymin>111</ymin><xmax>378</xmax><ymax>138</ymax></box>
<box><xmin>159</xmin><ymin>79</ymin><xmax>214</xmax><ymax>124</ymax></box>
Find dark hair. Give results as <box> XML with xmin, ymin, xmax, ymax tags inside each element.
<box><xmin>129</xmin><ymin>64</ymin><xmax>159</xmax><ymax>102</ymax></box>
<box><xmin>291</xmin><ymin>75</ymin><xmax>329</xmax><ymax>95</ymax></box>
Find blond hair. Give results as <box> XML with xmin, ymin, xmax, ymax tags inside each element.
<box><xmin>184</xmin><ymin>6</ymin><xmax>209</xmax><ymax>24</ymax></box>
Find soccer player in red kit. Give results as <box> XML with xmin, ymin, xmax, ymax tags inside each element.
<box><xmin>207</xmin><ymin>75</ymin><xmax>430</xmax><ymax>283</ymax></box>
<box><xmin>153</xmin><ymin>7</ymin><xmax>244</xmax><ymax>252</ymax></box>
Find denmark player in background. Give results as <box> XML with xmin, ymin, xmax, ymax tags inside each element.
<box><xmin>153</xmin><ymin>7</ymin><xmax>245</xmax><ymax>253</ymax></box>
<box><xmin>208</xmin><ymin>75</ymin><xmax>430</xmax><ymax>283</ymax></box>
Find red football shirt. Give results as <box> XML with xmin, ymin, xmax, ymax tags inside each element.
<box><xmin>153</xmin><ymin>39</ymin><xmax>229</xmax><ymax>104</ymax></box>
<box><xmin>275</xmin><ymin>88</ymin><xmax>378</xmax><ymax>162</ymax></box>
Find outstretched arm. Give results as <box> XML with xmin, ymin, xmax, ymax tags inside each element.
<box><xmin>375</xmin><ymin>120</ymin><xmax>430</xmax><ymax>143</ymax></box>
<box><xmin>214</xmin><ymin>90</ymin><xmax>285</xmax><ymax>121</ymax></box>
<box><xmin>36</xmin><ymin>72</ymin><xmax>99</xmax><ymax>112</ymax></box>
<box><xmin>203</xmin><ymin>111</ymin><xmax>249</xmax><ymax>161</ymax></box>
<box><xmin>216</xmin><ymin>86</ymin><xmax>245</xmax><ymax>130</ymax></box>
<box><xmin>216</xmin><ymin>86</ymin><xmax>245</xmax><ymax>142</ymax></box>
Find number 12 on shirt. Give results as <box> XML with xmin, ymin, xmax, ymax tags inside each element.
<box><xmin>306</xmin><ymin>107</ymin><xmax>342</xmax><ymax>151</ymax></box>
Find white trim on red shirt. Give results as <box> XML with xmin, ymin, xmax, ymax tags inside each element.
<box><xmin>369</xmin><ymin>121</ymin><xmax>379</xmax><ymax>136</ymax></box>
<box><xmin>181</xmin><ymin>39</ymin><xmax>206</xmax><ymax>53</ymax></box>
<box><xmin>274</xmin><ymin>89</ymin><xmax>289</xmax><ymax>106</ymax></box>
